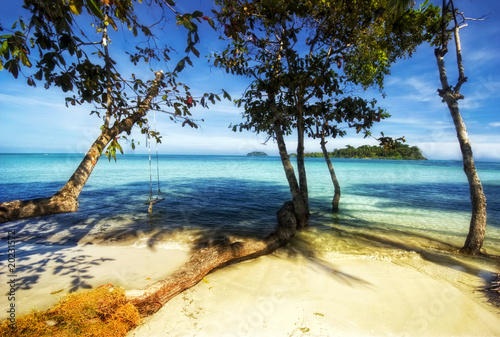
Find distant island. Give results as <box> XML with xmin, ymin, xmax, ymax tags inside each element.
<box><xmin>293</xmin><ymin>144</ymin><xmax>427</xmax><ymax>160</ymax></box>
<box><xmin>247</xmin><ymin>151</ymin><xmax>268</xmax><ymax>157</ymax></box>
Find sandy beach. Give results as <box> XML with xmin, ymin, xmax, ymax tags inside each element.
<box><xmin>2</xmin><ymin>230</ymin><xmax>500</xmax><ymax>337</ymax></box>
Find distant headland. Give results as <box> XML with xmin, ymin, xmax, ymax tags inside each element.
<box><xmin>292</xmin><ymin>144</ymin><xmax>427</xmax><ymax>160</ymax></box>
<box><xmin>247</xmin><ymin>151</ymin><xmax>268</xmax><ymax>157</ymax></box>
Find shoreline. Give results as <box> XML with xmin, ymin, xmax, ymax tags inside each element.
<box><xmin>1</xmin><ymin>234</ymin><xmax>500</xmax><ymax>337</ymax></box>
<box><xmin>2</xmin><ymin>152</ymin><xmax>500</xmax><ymax>163</ymax></box>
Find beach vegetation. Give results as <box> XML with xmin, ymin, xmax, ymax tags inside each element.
<box><xmin>0</xmin><ymin>285</ymin><xmax>140</xmax><ymax>337</ymax></box>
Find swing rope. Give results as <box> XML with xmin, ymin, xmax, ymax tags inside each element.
<box><xmin>153</xmin><ymin>109</ymin><xmax>163</xmax><ymax>200</ymax></box>
<box><xmin>146</xmin><ymin>109</ymin><xmax>165</xmax><ymax>213</ymax></box>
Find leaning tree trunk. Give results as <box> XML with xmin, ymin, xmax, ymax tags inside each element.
<box><xmin>0</xmin><ymin>71</ymin><xmax>165</xmax><ymax>224</ymax></box>
<box><xmin>126</xmin><ymin>201</ymin><xmax>297</xmax><ymax>316</ymax></box>
<box><xmin>434</xmin><ymin>2</ymin><xmax>487</xmax><ymax>255</ymax></box>
<box><xmin>320</xmin><ymin>136</ymin><xmax>341</xmax><ymax>213</ymax></box>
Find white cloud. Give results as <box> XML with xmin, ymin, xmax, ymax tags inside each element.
<box><xmin>0</xmin><ymin>93</ymin><xmax>63</xmax><ymax>108</ymax></box>
<box><xmin>490</xmin><ymin>122</ymin><xmax>500</xmax><ymax>127</ymax></box>
<box><xmin>416</xmin><ymin>141</ymin><xmax>461</xmax><ymax>160</ymax></box>
<box><xmin>405</xmin><ymin>76</ymin><xmax>436</xmax><ymax>97</ymax></box>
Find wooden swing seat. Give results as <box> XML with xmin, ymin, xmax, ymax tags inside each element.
<box><xmin>144</xmin><ymin>197</ymin><xmax>165</xmax><ymax>205</ymax></box>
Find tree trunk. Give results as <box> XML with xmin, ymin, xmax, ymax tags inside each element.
<box><xmin>126</xmin><ymin>201</ymin><xmax>297</xmax><ymax>316</ymax></box>
<box><xmin>320</xmin><ymin>136</ymin><xmax>341</xmax><ymax>213</ymax></box>
<box><xmin>434</xmin><ymin>40</ymin><xmax>487</xmax><ymax>255</ymax></box>
<box><xmin>0</xmin><ymin>71</ymin><xmax>165</xmax><ymax>224</ymax></box>
<box><xmin>268</xmin><ymin>98</ymin><xmax>309</xmax><ymax>229</ymax></box>
<box><xmin>296</xmin><ymin>112</ymin><xmax>310</xmax><ymax>225</ymax></box>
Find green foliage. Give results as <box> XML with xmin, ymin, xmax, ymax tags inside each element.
<box><xmin>340</xmin><ymin>1</ymin><xmax>442</xmax><ymax>89</ymax></box>
<box><xmin>306</xmin><ymin>96</ymin><xmax>390</xmax><ymax>143</ymax></box>
<box><xmin>0</xmin><ymin>0</ymin><xmax>217</xmax><ymax>159</ymax></box>
<box><xmin>300</xmin><ymin>143</ymin><xmax>427</xmax><ymax>160</ymax></box>
<box><xmin>247</xmin><ymin>151</ymin><xmax>268</xmax><ymax>156</ymax></box>
<box><xmin>213</xmin><ymin>0</ymin><xmax>442</xmax><ymax>143</ymax></box>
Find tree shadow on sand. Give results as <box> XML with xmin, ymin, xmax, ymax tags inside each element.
<box><xmin>307</xmin><ymin>205</ymin><xmax>500</xmax><ymax>287</ymax></box>
<box><xmin>0</xmin><ymin>214</ymin><xmax>120</xmax><ymax>294</ymax></box>
<box><xmin>0</xmin><ymin>177</ymin><xmax>370</xmax><ymax>296</ymax></box>
<box><xmin>5</xmin><ymin>248</ymin><xmax>115</xmax><ymax>293</ymax></box>
<box><xmin>4</xmin><ymin>176</ymin><xmax>498</xmax><ymax>298</ymax></box>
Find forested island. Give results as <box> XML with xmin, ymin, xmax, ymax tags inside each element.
<box><xmin>296</xmin><ymin>144</ymin><xmax>427</xmax><ymax>160</ymax></box>
<box><xmin>247</xmin><ymin>151</ymin><xmax>268</xmax><ymax>156</ymax></box>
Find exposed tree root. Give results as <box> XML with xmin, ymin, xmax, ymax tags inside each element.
<box><xmin>126</xmin><ymin>201</ymin><xmax>297</xmax><ymax>316</ymax></box>
<box><xmin>484</xmin><ymin>273</ymin><xmax>500</xmax><ymax>309</ymax></box>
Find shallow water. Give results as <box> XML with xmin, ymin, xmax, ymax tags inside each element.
<box><xmin>1</xmin><ymin>154</ymin><xmax>499</xmax><ymax>251</ymax></box>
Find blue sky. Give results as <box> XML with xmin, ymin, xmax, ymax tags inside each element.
<box><xmin>0</xmin><ymin>0</ymin><xmax>499</xmax><ymax>160</ymax></box>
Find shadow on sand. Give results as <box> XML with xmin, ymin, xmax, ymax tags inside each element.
<box><xmin>1</xmin><ymin>177</ymin><xmax>499</xmax><ymax>297</ymax></box>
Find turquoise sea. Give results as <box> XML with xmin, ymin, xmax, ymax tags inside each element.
<box><xmin>1</xmin><ymin>154</ymin><xmax>500</xmax><ymax>255</ymax></box>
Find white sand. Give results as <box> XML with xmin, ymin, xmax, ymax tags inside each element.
<box><xmin>1</xmin><ymin>241</ymin><xmax>500</xmax><ymax>337</ymax></box>
<box><xmin>128</xmin><ymin>253</ymin><xmax>500</xmax><ymax>337</ymax></box>
<box><xmin>0</xmin><ymin>243</ymin><xmax>189</xmax><ymax>318</ymax></box>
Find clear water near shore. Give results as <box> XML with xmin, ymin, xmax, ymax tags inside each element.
<box><xmin>1</xmin><ymin>153</ymin><xmax>500</xmax><ymax>262</ymax></box>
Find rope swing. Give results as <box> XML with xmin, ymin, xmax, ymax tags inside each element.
<box><xmin>145</xmin><ymin>109</ymin><xmax>165</xmax><ymax>214</ymax></box>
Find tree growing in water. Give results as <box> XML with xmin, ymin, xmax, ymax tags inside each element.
<box><xmin>0</xmin><ymin>0</ymin><xmax>222</xmax><ymax>223</ymax></box>
<box><xmin>213</xmin><ymin>0</ymin><xmax>441</xmax><ymax>224</ymax></box>
<box><xmin>434</xmin><ymin>0</ymin><xmax>487</xmax><ymax>255</ymax></box>
<box><xmin>305</xmin><ymin>97</ymin><xmax>390</xmax><ymax>212</ymax></box>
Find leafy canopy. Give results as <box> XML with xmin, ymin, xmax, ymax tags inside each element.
<box><xmin>0</xmin><ymin>0</ymin><xmax>225</xmax><ymax>160</ymax></box>
<box><xmin>212</xmin><ymin>0</ymin><xmax>441</xmax><ymax>143</ymax></box>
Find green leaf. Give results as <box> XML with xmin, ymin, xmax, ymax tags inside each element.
<box><xmin>20</xmin><ymin>51</ymin><xmax>31</xmax><ymax>67</ymax></box>
<box><xmin>69</xmin><ymin>0</ymin><xmax>83</xmax><ymax>15</ymax></box>
<box><xmin>19</xmin><ymin>19</ymin><xmax>27</xmax><ymax>31</ymax></box>
<box><xmin>107</xmin><ymin>16</ymin><xmax>118</xmax><ymax>31</ymax></box>
<box><xmin>192</xmin><ymin>11</ymin><xmax>203</xmax><ymax>18</ymax></box>
<box><xmin>116</xmin><ymin>141</ymin><xmax>123</xmax><ymax>154</ymax></box>
<box><xmin>174</xmin><ymin>59</ymin><xmax>185</xmax><ymax>72</ymax></box>
<box><xmin>6</xmin><ymin>60</ymin><xmax>19</xmax><ymax>79</ymax></box>
<box><xmin>86</xmin><ymin>0</ymin><xmax>104</xmax><ymax>20</ymax></box>
<box><xmin>165</xmin><ymin>0</ymin><xmax>175</xmax><ymax>6</ymax></box>
<box><xmin>0</xmin><ymin>40</ymin><xmax>8</xmax><ymax>55</ymax></box>
<box><xmin>222</xmin><ymin>89</ymin><xmax>231</xmax><ymax>101</ymax></box>
<box><xmin>190</xmin><ymin>45</ymin><xmax>200</xmax><ymax>58</ymax></box>
<box><xmin>208</xmin><ymin>18</ymin><xmax>215</xmax><ymax>29</ymax></box>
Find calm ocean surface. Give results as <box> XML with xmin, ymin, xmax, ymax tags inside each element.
<box><xmin>1</xmin><ymin>154</ymin><xmax>499</xmax><ymax>253</ymax></box>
